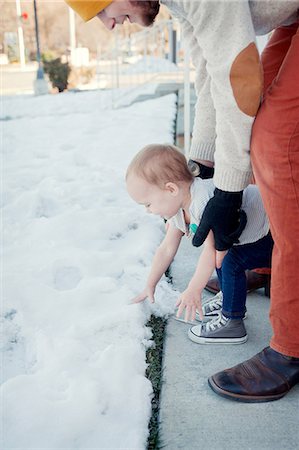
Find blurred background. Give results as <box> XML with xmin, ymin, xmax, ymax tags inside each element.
<box><xmin>1</xmin><ymin>1</ymin><xmax>268</xmax><ymax>148</ymax></box>
<box><xmin>0</xmin><ymin>1</ymin><xmax>186</xmax><ymax>96</ymax></box>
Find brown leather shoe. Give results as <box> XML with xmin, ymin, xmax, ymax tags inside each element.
<box><xmin>205</xmin><ymin>270</ymin><xmax>271</xmax><ymax>297</ymax></box>
<box><xmin>208</xmin><ymin>347</ymin><xmax>299</xmax><ymax>402</ymax></box>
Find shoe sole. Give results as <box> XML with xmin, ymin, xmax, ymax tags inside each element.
<box><xmin>204</xmin><ymin>311</ymin><xmax>248</xmax><ymax>320</ymax></box>
<box><xmin>188</xmin><ymin>328</ymin><xmax>248</xmax><ymax>344</ymax></box>
<box><xmin>173</xmin><ymin>311</ymin><xmax>247</xmax><ymax>325</ymax></box>
<box><xmin>204</xmin><ymin>286</ymin><xmax>266</xmax><ymax>294</ymax></box>
<box><xmin>173</xmin><ymin>311</ymin><xmax>214</xmax><ymax>325</ymax></box>
<box><xmin>173</xmin><ymin>316</ymin><xmax>197</xmax><ymax>325</ymax></box>
<box><xmin>208</xmin><ymin>377</ymin><xmax>287</xmax><ymax>402</ymax></box>
<box><xmin>204</xmin><ymin>287</ymin><xmax>220</xmax><ymax>295</ymax></box>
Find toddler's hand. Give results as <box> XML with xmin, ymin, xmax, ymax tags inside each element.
<box><xmin>131</xmin><ymin>286</ymin><xmax>155</xmax><ymax>304</ymax></box>
<box><xmin>176</xmin><ymin>288</ymin><xmax>203</xmax><ymax>322</ymax></box>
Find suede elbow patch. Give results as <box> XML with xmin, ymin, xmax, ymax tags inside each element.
<box><xmin>230</xmin><ymin>42</ymin><xmax>263</xmax><ymax>117</ymax></box>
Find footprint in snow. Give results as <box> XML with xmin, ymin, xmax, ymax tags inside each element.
<box><xmin>53</xmin><ymin>265</ymin><xmax>82</xmax><ymax>291</ymax></box>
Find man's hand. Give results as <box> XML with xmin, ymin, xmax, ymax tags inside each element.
<box><xmin>188</xmin><ymin>160</ymin><xmax>214</xmax><ymax>179</ymax></box>
<box><xmin>192</xmin><ymin>188</ymin><xmax>247</xmax><ymax>251</ymax></box>
<box><xmin>175</xmin><ymin>288</ymin><xmax>203</xmax><ymax>322</ymax></box>
<box><xmin>132</xmin><ymin>286</ymin><xmax>155</xmax><ymax>304</ymax></box>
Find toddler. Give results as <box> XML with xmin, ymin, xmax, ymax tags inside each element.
<box><xmin>126</xmin><ymin>144</ymin><xmax>273</xmax><ymax>344</ymax></box>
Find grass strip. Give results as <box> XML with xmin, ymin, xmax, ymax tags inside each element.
<box><xmin>146</xmin><ymin>314</ymin><xmax>167</xmax><ymax>450</ymax></box>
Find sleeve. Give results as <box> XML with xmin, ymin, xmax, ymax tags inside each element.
<box><xmin>182</xmin><ymin>23</ymin><xmax>216</xmax><ymax>163</ymax></box>
<box><xmin>183</xmin><ymin>0</ymin><xmax>263</xmax><ymax>191</ymax></box>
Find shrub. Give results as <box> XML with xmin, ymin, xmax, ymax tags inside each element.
<box><xmin>43</xmin><ymin>58</ymin><xmax>71</xmax><ymax>93</ymax></box>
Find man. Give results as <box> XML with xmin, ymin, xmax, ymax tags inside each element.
<box><xmin>66</xmin><ymin>0</ymin><xmax>299</xmax><ymax>402</ymax></box>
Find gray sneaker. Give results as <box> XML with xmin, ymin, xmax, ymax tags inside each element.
<box><xmin>201</xmin><ymin>292</ymin><xmax>223</xmax><ymax>318</ymax></box>
<box><xmin>196</xmin><ymin>292</ymin><xmax>247</xmax><ymax>322</ymax></box>
<box><xmin>188</xmin><ymin>313</ymin><xmax>247</xmax><ymax>344</ymax></box>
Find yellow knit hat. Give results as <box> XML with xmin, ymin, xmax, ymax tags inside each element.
<box><xmin>65</xmin><ymin>1</ymin><xmax>113</xmax><ymax>21</ymax></box>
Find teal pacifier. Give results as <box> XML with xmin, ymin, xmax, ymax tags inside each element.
<box><xmin>189</xmin><ymin>223</ymin><xmax>198</xmax><ymax>234</ymax></box>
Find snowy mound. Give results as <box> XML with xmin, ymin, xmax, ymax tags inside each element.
<box><xmin>1</xmin><ymin>90</ymin><xmax>178</xmax><ymax>449</ymax></box>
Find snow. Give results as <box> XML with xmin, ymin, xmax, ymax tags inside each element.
<box><xmin>121</xmin><ymin>56</ymin><xmax>179</xmax><ymax>74</ymax></box>
<box><xmin>1</xmin><ymin>90</ymin><xmax>178</xmax><ymax>449</ymax></box>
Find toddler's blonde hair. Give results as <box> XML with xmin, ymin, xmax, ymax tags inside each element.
<box><xmin>126</xmin><ymin>144</ymin><xmax>193</xmax><ymax>188</ymax></box>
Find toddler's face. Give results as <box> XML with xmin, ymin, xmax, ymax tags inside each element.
<box><xmin>126</xmin><ymin>174</ymin><xmax>181</xmax><ymax>220</ymax></box>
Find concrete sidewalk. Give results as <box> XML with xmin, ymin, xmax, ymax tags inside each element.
<box><xmin>159</xmin><ymin>237</ymin><xmax>299</xmax><ymax>450</ymax></box>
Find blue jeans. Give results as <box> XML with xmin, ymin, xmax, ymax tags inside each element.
<box><xmin>216</xmin><ymin>233</ymin><xmax>274</xmax><ymax>319</ymax></box>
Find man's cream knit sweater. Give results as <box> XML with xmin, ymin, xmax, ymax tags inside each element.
<box><xmin>162</xmin><ymin>0</ymin><xmax>299</xmax><ymax>191</ymax></box>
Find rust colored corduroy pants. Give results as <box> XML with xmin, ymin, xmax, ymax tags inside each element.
<box><xmin>251</xmin><ymin>22</ymin><xmax>299</xmax><ymax>357</ymax></box>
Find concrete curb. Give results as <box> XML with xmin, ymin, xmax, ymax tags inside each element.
<box><xmin>158</xmin><ymin>238</ymin><xmax>299</xmax><ymax>450</ymax></box>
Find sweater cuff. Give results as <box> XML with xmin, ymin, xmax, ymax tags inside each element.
<box><xmin>214</xmin><ymin>167</ymin><xmax>252</xmax><ymax>192</ymax></box>
<box><xmin>189</xmin><ymin>141</ymin><xmax>215</xmax><ymax>162</ymax></box>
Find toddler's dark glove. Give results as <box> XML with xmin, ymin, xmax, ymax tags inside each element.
<box><xmin>188</xmin><ymin>160</ymin><xmax>214</xmax><ymax>179</ymax></box>
<box><xmin>192</xmin><ymin>188</ymin><xmax>247</xmax><ymax>251</ymax></box>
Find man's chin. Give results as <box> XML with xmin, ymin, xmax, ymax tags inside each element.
<box><xmin>141</xmin><ymin>15</ymin><xmax>157</xmax><ymax>27</ymax></box>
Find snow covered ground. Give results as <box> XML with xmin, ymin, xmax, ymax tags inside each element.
<box><xmin>1</xmin><ymin>90</ymin><xmax>178</xmax><ymax>449</ymax></box>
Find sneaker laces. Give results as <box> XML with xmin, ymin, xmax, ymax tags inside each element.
<box><xmin>203</xmin><ymin>292</ymin><xmax>223</xmax><ymax>315</ymax></box>
<box><xmin>204</xmin><ymin>313</ymin><xmax>228</xmax><ymax>332</ymax></box>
